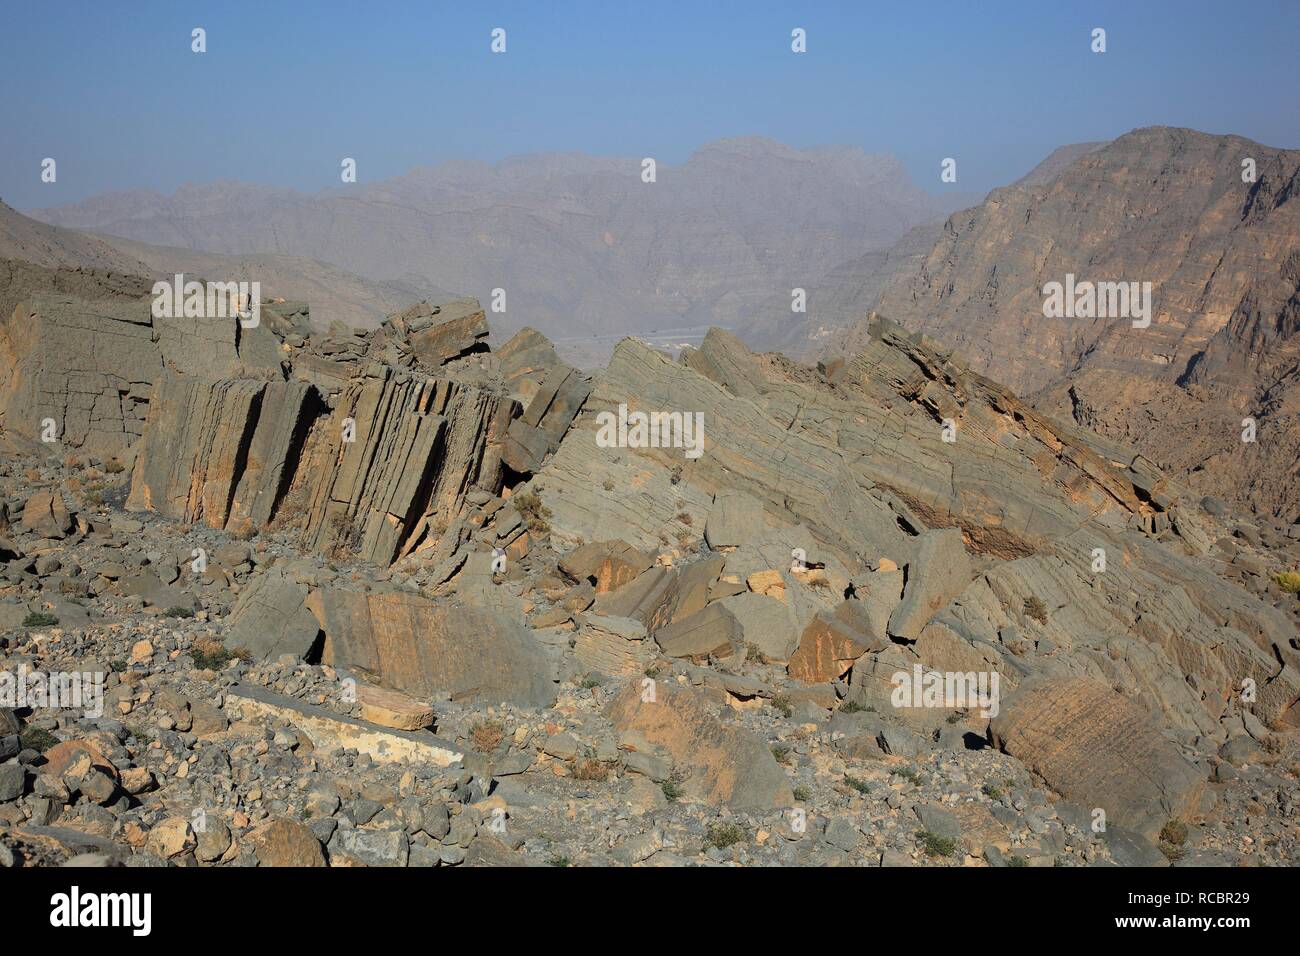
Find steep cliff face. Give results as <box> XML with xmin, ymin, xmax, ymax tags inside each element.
<box><xmin>846</xmin><ymin>127</ymin><xmax>1300</xmax><ymax>517</ymax></box>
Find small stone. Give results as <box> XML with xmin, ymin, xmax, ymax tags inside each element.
<box><xmin>145</xmin><ymin>817</ymin><xmax>195</xmax><ymax>858</ymax></box>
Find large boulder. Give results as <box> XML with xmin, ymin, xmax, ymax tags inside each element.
<box><xmin>249</xmin><ymin>819</ymin><xmax>327</xmax><ymax>867</ymax></box>
<box><xmin>788</xmin><ymin>598</ymin><xmax>889</xmax><ymax>682</ymax></box>
<box><xmin>990</xmin><ymin>677</ymin><xmax>1208</xmax><ymax>839</ymax></box>
<box><xmin>19</xmin><ymin>490</ymin><xmax>73</xmax><ymax>539</ymax></box>
<box><xmin>501</xmin><ymin>365</ymin><xmax>591</xmax><ymax>472</ymax></box>
<box><xmin>573</xmin><ymin>615</ymin><xmax>657</xmax><ymax>678</ymax></box>
<box><xmin>224</xmin><ymin>568</ymin><xmax>321</xmax><ymax>660</ymax></box>
<box><xmin>888</xmin><ymin>529</ymin><xmax>973</xmax><ymax>641</ymax></box>
<box><xmin>719</xmin><ymin>591</ymin><xmax>799</xmax><ymax>661</ymax></box>
<box><xmin>653</xmin><ymin>603</ymin><xmax>740</xmax><ymax>660</ymax></box>
<box><xmin>305</xmin><ymin>586</ymin><xmax>555</xmax><ymax>709</ymax></box>
<box><xmin>387</xmin><ymin>298</ymin><xmax>488</xmax><ymax>365</ymax></box>
<box><xmin>606</xmin><ymin>681</ymin><xmax>793</xmax><ymax>810</ymax></box>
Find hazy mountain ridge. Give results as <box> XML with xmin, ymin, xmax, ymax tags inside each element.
<box><xmin>27</xmin><ymin>138</ymin><xmax>971</xmax><ymax>344</ymax></box>
<box><xmin>0</xmin><ymin>200</ymin><xmax>456</xmax><ymax>332</ymax></box>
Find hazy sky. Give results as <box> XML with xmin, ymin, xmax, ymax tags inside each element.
<box><xmin>4</xmin><ymin>0</ymin><xmax>1298</xmax><ymax>209</ymax></box>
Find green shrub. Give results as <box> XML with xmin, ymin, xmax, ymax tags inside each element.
<box><xmin>844</xmin><ymin>773</ymin><xmax>871</xmax><ymax>794</ymax></box>
<box><xmin>20</xmin><ymin>727</ymin><xmax>59</xmax><ymax>753</ymax></box>
<box><xmin>513</xmin><ymin>490</ymin><xmax>552</xmax><ymax>535</ymax></box>
<box><xmin>915</xmin><ymin>830</ymin><xmax>958</xmax><ymax>858</ymax></box>
<box><xmin>1275</xmin><ymin>571</ymin><xmax>1300</xmax><ymax>594</ymax></box>
<box><xmin>190</xmin><ymin>637</ymin><xmax>244</xmax><ymax>670</ymax></box>
<box><xmin>22</xmin><ymin>611</ymin><xmax>59</xmax><ymax>628</ymax></box>
<box><xmin>704</xmin><ymin>822</ymin><xmax>746</xmax><ymax>849</ymax></box>
<box><xmin>1159</xmin><ymin>819</ymin><xmax>1187</xmax><ymax>846</ymax></box>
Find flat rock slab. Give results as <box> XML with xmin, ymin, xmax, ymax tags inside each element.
<box><xmin>704</xmin><ymin>488</ymin><xmax>765</xmax><ymax>548</ymax></box>
<box><xmin>224</xmin><ymin>568</ymin><xmax>321</xmax><ymax>660</ymax></box>
<box><xmin>606</xmin><ymin>681</ymin><xmax>793</xmax><ymax>810</ymax></box>
<box><xmin>225</xmin><ymin>684</ymin><xmax>462</xmax><ymax>768</ymax></box>
<box><xmin>888</xmin><ymin>528</ymin><xmax>972</xmax><ymax>640</ymax></box>
<box><xmin>654</xmin><ymin>603</ymin><xmax>739</xmax><ymax>660</ymax></box>
<box><xmin>306</xmin><ymin>587</ymin><xmax>556</xmax><ymax>709</ymax></box>
<box><xmin>356</xmin><ymin>682</ymin><xmax>434</xmax><ymax>731</ymax></box>
<box><xmin>719</xmin><ymin>591</ymin><xmax>798</xmax><ymax>661</ymax></box>
<box><xmin>990</xmin><ymin>676</ymin><xmax>1207</xmax><ymax>839</ymax></box>
<box><xmin>559</xmin><ymin>539</ymin><xmax>653</xmax><ymax>593</ymax></box>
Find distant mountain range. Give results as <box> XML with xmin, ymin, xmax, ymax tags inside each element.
<box><xmin>24</xmin><ymin>137</ymin><xmax>976</xmax><ymax>343</ymax></box>
<box><xmin>11</xmin><ymin>127</ymin><xmax>1297</xmax><ymax>518</ymax></box>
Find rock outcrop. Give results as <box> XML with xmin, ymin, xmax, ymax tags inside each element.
<box><xmin>846</xmin><ymin>127</ymin><xmax>1300</xmax><ymax>518</ymax></box>
<box><xmin>990</xmin><ymin>677</ymin><xmax>1208</xmax><ymax>839</ymax></box>
<box><xmin>606</xmin><ymin>681</ymin><xmax>794</xmax><ymax>810</ymax></box>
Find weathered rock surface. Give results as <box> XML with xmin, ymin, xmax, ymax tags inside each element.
<box><xmin>788</xmin><ymin>599</ymin><xmax>888</xmax><ymax>682</ymax></box>
<box><xmin>606</xmin><ymin>681</ymin><xmax>794</xmax><ymax>810</ymax></box>
<box><xmin>305</xmin><ymin>585</ymin><xmax>555</xmax><ymax>708</ymax></box>
<box><xmin>573</xmin><ymin>615</ymin><xmax>656</xmax><ymax>678</ymax></box>
<box><xmin>559</xmin><ymin>539</ymin><xmax>652</xmax><ymax>593</ymax></box>
<box><xmin>225</xmin><ymin>685</ymin><xmax>461</xmax><ymax>767</ymax></box>
<box><xmin>887</xmin><ymin>529</ymin><xmax>973</xmax><ymax>641</ymax></box>
<box><xmin>853</xmin><ymin>127</ymin><xmax>1300</xmax><ymax>518</ymax></box>
<box><xmin>990</xmin><ymin>677</ymin><xmax>1208</xmax><ymax>839</ymax></box>
<box><xmin>224</xmin><ymin>568</ymin><xmax>321</xmax><ymax>660</ymax></box>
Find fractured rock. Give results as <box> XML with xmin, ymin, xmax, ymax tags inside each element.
<box><xmin>888</xmin><ymin>529</ymin><xmax>972</xmax><ymax>641</ymax></box>
<box><xmin>19</xmin><ymin>491</ymin><xmax>73</xmax><ymax>539</ymax></box>
<box><xmin>606</xmin><ymin>681</ymin><xmax>793</xmax><ymax>810</ymax></box>
<box><xmin>990</xmin><ymin>676</ymin><xmax>1207</xmax><ymax>839</ymax></box>
<box><xmin>356</xmin><ymin>683</ymin><xmax>434</xmax><ymax>731</ymax></box>
<box><xmin>225</xmin><ymin>684</ymin><xmax>462</xmax><ymax>767</ymax></box>
<box><xmin>573</xmin><ymin>615</ymin><xmax>656</xmax><ymax>677</ymax></box>
<box><xmin>788</xmin><ymin>599</ymin><xmax>889</xmax><ymax>682</ymax></box>
<box><xmin>224</xmin><ymin>568</ymin><xmax>321</xmax><ymax>661</ymax></box>
<box><xmin>559</xmin><ymin>539</ymin><xmax>653</xmax><ymax>593</ymax></box>
<box><xmin>305</xmin><ymin>586</ymin><xmax>555</xmax><ymax>708</ymax></box>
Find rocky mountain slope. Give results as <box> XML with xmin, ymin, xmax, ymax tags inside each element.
<box><xmin>741</xmin><ymin>143</ymin><xmax>1107</xmax><ymax>358</ymax></box>
<box><xmin>0</xmin><ymin>201</ymin><xmax>453</xmax><ymax>333</ymax></box>
<box><xmin>830</xmin><ymin>127</ymin><xmax>1300</xmax><ymax>519</ymax></box>
<box><xmin>26</xmin><ymin>139</ymin><xmax>971</xmax><ymax>345</ymax></box>
<box><xmin>1</xmin><ymin>268</ymin><xmax>1297</xmax><ymax>867</ymax></box>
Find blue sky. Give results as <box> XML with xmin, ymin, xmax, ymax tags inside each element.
<box><xmin>3</xmin><ymin>0</ymin><xmax>1298</xmax><ymax>208</ymax></box>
